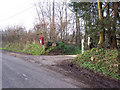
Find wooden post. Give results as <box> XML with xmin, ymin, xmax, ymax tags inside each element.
<box><xmin>43</xmin><ymin>41</ymin><xmax>46</xmax><ymax>54</ymax></box>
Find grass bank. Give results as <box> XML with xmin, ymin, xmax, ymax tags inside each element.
<box><xmin>45</xmin><ymin>42</ymin><xmax>81</xmax><ymax>55</ymax></box>
<box><xmin>1</xmin><ymin>43</ymin><xmax>44</xmax><ymax>55</ymax></box>
<box><xmin>71</xmin><ymin>48</ymin><xmax>120</xmax><ymax>80</ymax></box>
<box><xmin>1</xmin><ymin>42</ymin><xmax>81</xmax><ymax>55</ymax></box>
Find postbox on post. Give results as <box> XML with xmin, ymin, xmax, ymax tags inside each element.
<box><xmin>39</xmin><ymin>36</ymin><xmax>44</xmax><ymax>45</ymax></box>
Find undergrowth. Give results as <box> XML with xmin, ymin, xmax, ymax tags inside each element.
<box><xmin>1</xmin><ymin>42</ymin><xmax>81</xmax><ymax>55</ymax></box>
<box><xmin>1</xmin><ymin>43</ymin><xmax>44</xmax><ymax>55</ymax></box>
<box><xmin>72</xmin><ymin>48</ymin><xmax>120</xmax><ymax>80</ymax></box>
<box><xmin>46</xmin><ymin>42</ymin><xmax>81</xmax><ymax>55</ymax></box>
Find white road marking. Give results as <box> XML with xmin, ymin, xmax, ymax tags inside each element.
<box><xmin>23</xmin><ymin>74</ymin><xmax>26</xmax><ymax>77</ymax></box>
<box><xmin>25</xmin><ymin>78</ymin><xmax>28</xmax><ymax>80</ymax></box>
<box><xmin>22</xmin><ymin>74</ymin><xmax>28</xmax><ymax>80</ymax></box>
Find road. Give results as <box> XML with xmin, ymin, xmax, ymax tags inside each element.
<box><xmin>2</xmin><ymin>52</ymin><xmax>78</xmax><ymax>88</ymax></box>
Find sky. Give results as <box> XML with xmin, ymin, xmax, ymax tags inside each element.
<box><xmin>0</xmin><ymin>0</ymin><xmax>71</xmax><ymax>31</ymax></box>
<box><xmin>0</xmin><ymin>0</ymin><xmax>118</xmax><ymax>31</ymax></box>
<box><xmin>0</xmin><ymin>0</ymin><xmax>38</xmax><ymax>30</ymax></box>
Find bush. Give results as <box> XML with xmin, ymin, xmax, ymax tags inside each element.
<box><xmin>55</xmin><ymin>42</ymin><xmax>81</xmax><ymax>55</ymax></box>
<box><xmin>63</xmin><ymin>45</ymin><xmax>81</xmax><ymax>55</ymax></box>
<box><xmin>45</xmin><ymin>42</ymin><xmax>81</xmax><ymax>55</ymax></box>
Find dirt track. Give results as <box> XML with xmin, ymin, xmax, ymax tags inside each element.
<box><xmin>54</xmin><ymin>60</ymin><xmax>120</xmax><ymax>88</ymax></box>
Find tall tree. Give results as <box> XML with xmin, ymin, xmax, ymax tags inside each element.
<box><xmin>50</xmin><ymin>0</ymin><xmax>56</xmax><ymax>41</ymax></box>
<box><xmin>65</xmin><ymin>0</ymin><xmax>68</xmax><ymax>42</ymax></box>
<box><xmin>69</xmin><ymin>2</ymin><xmax>82</xmax><ymax>48</ymax></box>
<box><xmin>110</xmin><ymin>2</ymin><xmax>118</xmax><ymax>49</ymax></box>
<box><xmin>97</xmin><ymin>1</ymin><xmax>105</xmax><ymax>48</ymax></box>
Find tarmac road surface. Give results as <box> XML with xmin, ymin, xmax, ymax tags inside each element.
<box><xmin>2</xmin><ymin>52</ymin><xmax>78</xmax><ymax>88</ymax></box>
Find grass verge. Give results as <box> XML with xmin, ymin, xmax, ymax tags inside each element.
<box><xmin>1</xmin><ymin>42</ymin><xmax>81</xmax><ymax>55</ymax></box>
<box><xmin>71</xmin><ymin>48</ymin><xmax>120</xmax><ymax>80</ymax></box>
<box><xmin>1</xmin><ymin>43</ymin><xmax>44</xmax><ymax>55</ymax></box>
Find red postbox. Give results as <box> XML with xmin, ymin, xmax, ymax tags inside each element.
<box><xmin>39</xmin><ymin>36</ymin><xmax>44</xmax><ymax>45</ymax></box>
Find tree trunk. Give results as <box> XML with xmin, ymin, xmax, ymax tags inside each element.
<box><xmin>65</xmin><ymin>1</ymin><xmax>68</xmax><ymax>42</ymax></box>
<box><xmin>110</xmin><ymin>2</ymin><xmax>118</xmax><ymax>49</ymax></box>
<box><xmin>106</xmin><ymin>3</ymin><xmax>112</xmax><ymax>48</ymax></box>
<box><xmin>50</xmin><ymin>0</ymin><xmax>56</xmax><ymax>42</ymax></box>
<box><xmin>75</xmin><ymin>11</ymin><xmax>80</xmax><ymax>48</ymax></box>
<box><xmin>60</xmin><ymin>10</ymin><xmax>63</xmax><ymax>41</ymax></box>
<box><xmin>97</xmin><ymin>1</ymin><xmax>105</xmax><ymax>48</ymax></box>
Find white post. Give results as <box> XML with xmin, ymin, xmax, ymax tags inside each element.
<box><xmin>82</xmin><ymin>38</ymin><xmax>84</xmax><ymax>54</ymax></box>
<box><xmin>88</xmin><ymin>36</ymin><xmax>90</xmax><ymax>47</ymax></box>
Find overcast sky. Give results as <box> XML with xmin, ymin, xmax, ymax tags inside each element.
<box><xmin>0</xmin><ymin>0</ymin><xmax>75</xmax><ymax>31</ymax></box>
<box><xmin>0</xmin><ymin>0</ymin><xmax>70</xmax><ymax>31</ymax></box>
<box><xmin>0</xmin><ymin>0</ymin><xmax>38</xmax><ymax>30</ymax></box>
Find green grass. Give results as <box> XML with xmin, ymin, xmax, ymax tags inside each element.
<box><xmin>1</xmin><ymin>42</ymin><xmax>81</xmax><ymax>55</ymax></box>
<box><xmin>0</xmin><ymin>47</ymin><xmax>27</xmax><ymax>53</ymax></box>
<box><xmin>1</xmin><ymin>43</ymin><xmax>44</xmax><ymax>55</ymax></box>
<box><xmin>23</xmin><ymin>43</ymin><xmax>44</xmax><ymax>55</ymax></box>
<box><xmin>72</xmin><ymin>48</ymin><xmax>120</xmax><ymax>80</ymax></box>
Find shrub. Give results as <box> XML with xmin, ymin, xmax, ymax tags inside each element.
<box><xmin>45</xmin><ymin>42</ymin><xmax>81</xmax><ymax>55</ymax></box>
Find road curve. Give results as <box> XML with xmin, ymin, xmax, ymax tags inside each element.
<box><xmin>2</xmin><ymin>53</ymin><xmax>78</xmax><ymax>88</ymax></box>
